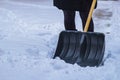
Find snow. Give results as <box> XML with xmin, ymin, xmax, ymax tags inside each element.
<box><xmin>0</xmin><ymin>0</ymin><xmax>120</xmax><ymax>80</ymax></box>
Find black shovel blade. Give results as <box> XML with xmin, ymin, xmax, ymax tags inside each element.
<box><xmin>53</xmin><ymin>31</ymin><xmax>105</xmax><ymax>67</ymax></box>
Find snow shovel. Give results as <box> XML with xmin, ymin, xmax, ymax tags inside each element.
<box><xmin>53</xmin><ymin>0</ymin><xmax>105</xmax><ymax>67</ymax></box>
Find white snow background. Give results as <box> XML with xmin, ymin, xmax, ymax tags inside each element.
<box><xmin>0</xmin><ymin>0</ymin><xmax>120</xmax><ymax>80</ymax></box>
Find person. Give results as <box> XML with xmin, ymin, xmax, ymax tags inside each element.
<box><xmin>53</xmin><ymin>0</ymin><xmax>97</xmax><ymax>32</ymax></box>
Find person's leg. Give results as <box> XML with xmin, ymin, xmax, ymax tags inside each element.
<box><xmin>79</xmin><ymin>11</ymin><xmax>94</xmax><ymax>32</ymax></box>
<box><xmin>63</xmin><ymin>10</ymin><xmax>76</xmax><ymax>30</ymax></box>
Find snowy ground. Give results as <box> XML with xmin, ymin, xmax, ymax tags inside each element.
<box><xmin>0</xmin><ymin>0</ymin><xmax>120</xmax><ymax>80</ymax></box>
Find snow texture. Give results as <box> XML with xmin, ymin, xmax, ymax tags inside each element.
<box><xmin>0</xmin><ymin>0</ymin><xmax>120</xmax><ymax>80</ymax></box>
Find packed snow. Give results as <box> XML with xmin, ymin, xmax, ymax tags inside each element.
<box><xmin>0</xmin><ymin>0</ymin><xmax>120</xmax><ymax>80</ymax></box>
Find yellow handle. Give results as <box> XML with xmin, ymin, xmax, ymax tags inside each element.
<box><xmin>84</xmin><ymin>0</ymin><xmax>96</xmax><ymax>32</ymax></box>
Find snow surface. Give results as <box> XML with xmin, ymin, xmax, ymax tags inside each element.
<box><xmin>0</xmin><ymin>0</ymin><xmax>120</xmax><ymax>80</ymax></box>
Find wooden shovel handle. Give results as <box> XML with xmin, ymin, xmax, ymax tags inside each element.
<box><xmin>84</xmin><ymin>0</ymin><xmax>97</xmax><ymax>32</ymax></box>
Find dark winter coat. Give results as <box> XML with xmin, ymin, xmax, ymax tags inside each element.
<box><xmin>54</xmin><ymin>0</ymin><xmax>97</xmax><ymax>12</ymax></box>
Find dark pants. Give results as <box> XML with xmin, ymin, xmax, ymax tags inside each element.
<box><xmin>63</xmin><ymin>10</ymin><xmax>94</xmax><ymax>32</ymax></box>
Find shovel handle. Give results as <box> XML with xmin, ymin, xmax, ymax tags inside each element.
<box><xmin>84</xmin><ymin>0</ymin><xmax>96</xmax><ymax>32</ymax></box>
